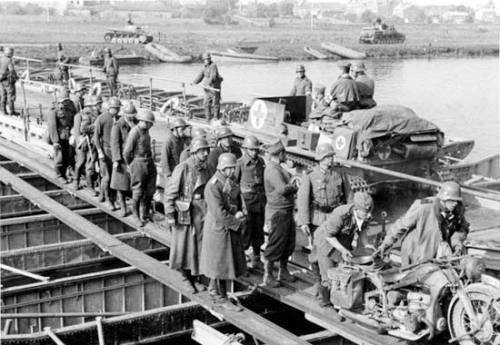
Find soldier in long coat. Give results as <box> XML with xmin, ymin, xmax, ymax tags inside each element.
<box><xmin>201</xmin><ymin>153</ymin><xmax>246</xmax><ymax>312</ymax></box>
<box><xmin>192</xmin><ymin>52</ymin><xmax>223</xmax><ymax>121</ymax></box>
<box><xmin>110</xmin><ymin>101</ymin><xmax>137</xmax><ymax>216</ymax></box>
<box><xmin>160</xmin><ymin>118</ymin><xmax>190</xmax><ymax>189</ymax></box>
<box><xmin>103</xmin><ymin>48</ymin><xmax>119</xmax><ymax>96</ymax></box>
<box><xmin>297</xmin><ymin>143</ymin><xmax>346</xmax><ymax>304</ymax></box>
<box><xmin>165</xmin><ymin>137</ymin><xmax>213</xmax><ymax>293</ymax></box>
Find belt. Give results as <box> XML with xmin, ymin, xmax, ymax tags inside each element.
<box><xmin>312</xmin><ymin>204</ymin><xmax>334</xmax><ymax>213</ymax></box>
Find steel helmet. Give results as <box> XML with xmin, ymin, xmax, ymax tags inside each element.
<box><xmin>172</xmin><ymin>117</ymin><xmax>190</xmax><ymax>129</ymax></box>
<box><xmin>136</xmin><ymin>109</ymin><xmax>155</xmax><ymax>123</ymax></box>
<box><xmin>191</xmin><ymin>127</ymin><xmax>207</xmax><ymax>138</ymax></box>
<box><xmin>120</xmin><ymin>101</ymin><xmax>137</xmax><ymax>117</ymax></box>
<box><xmin>202</xmin><ymin>52</ymin><xmax>211</xmax><ymax>60</ymax></box>
<box><xmin>351</xmin><ymin>61</ymin><xmax>366</xmax><ymax>73</ymax></box>
<box><xmin>242</xmin><ymin>135</ymin><xmax>260</xmax><ymax>150</ymax></box>
<box><xmin>267</xmin><ymin>140</ymin><xmax>285</xmax><ymax>156</ymax></box>
<box><xmin>315</xmin><ymin>143</ymin><xmax>335</xmax><ymax>161</ymax></box>
<box><xmin>438</xmin><ymin>181</ymin><xmax>462</xmax><ymax>201</ymax></box>
<box><xmin>190</xmin><ymin>137</ymin><xmax>210</xmax><ymax>153</ymax></box>
<box><xmin>353</xmin><ymin>191</ymin><xmax>374</xmax><ymax>213</ymax></box>
<box><xmin>296</xmin><ymin>64</ymin><xmax>305</xmax><ymax>73</ymax></box>
<box><xmin>216</xmin><ymin>127</ymin><xmax>233</xmax><ymax>140</ymax></box>
<box><xmin>217</xmin><ymin>153</ymin><xmax>237</xmax><ymax>170</ymax></box>
<box><xmin>4</xmin><ymin>47</ymin><xmax>13</xmax><ymax>57</ymax></box>
<box><xmin>108</xmin><ymin>97</ymin><xmax>121</xmax><ymax>109</ymax></box>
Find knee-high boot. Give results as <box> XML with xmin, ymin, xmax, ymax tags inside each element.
<box><xmin>278</xmin><ymin>259</ymin><xmax>297</xmax><ymax>282</ymax></box>
<box><xmin>117</xmin><ymin>191</ymin><xmax>127</xmax><ymax>217</ymax></box>
<box><xmin>262</xmin><ymin>258</ymin><xmax>279</xmax><ymax>288</ymax></box>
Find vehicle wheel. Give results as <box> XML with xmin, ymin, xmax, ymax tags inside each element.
<box><xmin>104</xmin><ymin>34</ymin><xmax>112</xmax><ymax>42</ymax></box>
<box><xmin>448</xmin><ymin>286</ymin><xmax>500</xmax><ymax>345</ymax></box>
<box><xmin>111</xmin><ymin>37</ymin><xmax>117</xmax><ymax>44</ymax></box>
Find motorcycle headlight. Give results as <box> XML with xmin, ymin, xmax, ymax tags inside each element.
<box><xmin>461</xmin><ymin>257</ymin><xmax>486</xmax><ymax>281</ymax></box>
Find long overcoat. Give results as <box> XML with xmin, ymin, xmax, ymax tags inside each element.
<box><xmin>200</xmin><ymin>171</ymin><xmax>246</xmax><ymax>279</ymax></box>
<box><xmin>110</xmin><ymin>117</ymin><xmax>132</xmax><ymax>191</ymax></box>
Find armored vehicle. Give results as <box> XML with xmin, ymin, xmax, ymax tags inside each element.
<box><xmin>359</xmin><ymin>26</ymin><xmax>405</xmax><ymax>44</ymax></box>
<box><xmin>104</xmin><ymin>25</ymin><xmax>153</xmax><ymax>44</ymax></box>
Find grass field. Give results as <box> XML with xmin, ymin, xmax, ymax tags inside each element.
<box><xmin>1</xmin><ymin>14</ymin><xmax>499</xmax><ymax>61</ymax></box>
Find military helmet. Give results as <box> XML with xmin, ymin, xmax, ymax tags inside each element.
<box><xmin>315</xmin><ymin>143</ymin><xmax>335</xmax><ymax>161</ymax></box>
<box><xmin>216</xmin><ymin>126</ymin><xmax>233</xmax><ymax>140</ymax></box>
<box><xmin>267</xmin><ymin>140</ymin><xmax>285</xmax><ymax>155</ymax></box>
<box><xmin>353</xmin><ymin>191</ymin><xmax>374</xmax><ymax>213</ymax></box>
<box><xmin>438</xmin><ymin>181</ymin><xmax>462</xmax><ymax>201</ymax></box>
<box><xmin>84</xmin><ymin>95</ymin><xmax>101</xmax><ymax>107</ymax></box>
<box><xmin>136</xmin><ymin>109</ymin><xmax>155</xmax><ymax>124</ymax></box>
<box><xmin>202</xmin><ymin>52</ymin><xmax>211</xmax><ymax>60</ymax></box>
<box><xmin>296</xmin><ymin>64</ymin><xmax>305</xmax><ymax>73</ymax></box>
<box><xmin>190</xmin><ymin>137</ymin><xmax>210</xmax><ymax>153</ymax></box>
<box><xmin>108</xmin><ymin>97</ymin><xmax>121</xmax><ymax>109</ymax></box>
<box><xmin>217</xmin><ymin>153</ymin><xmax>237</xmax><ymax>170</ymax></box>
<box><xmin>191</xmin><ymin>127</ymin><xmax>207</xmax><ymax>138</ymax></box>
<box><xmin>4</xmin><ymin>47</ymin><xmax>13</xmax><ymax>57</ymax></box>
<box><xmin>242</xmin><ymin>135</ymin><xmax>260</xmax><ymax>150</ymax></box>
<box><xmin>351</xmin><ymin>61</ymin><xmax>366</xmax><ymax>73</ymax></box>
<box><xmin>337</xmin><ymin>60</ymin><xmax>351</xmax><ymax>71</ymax></box>
<box><xmin>120</xmin><ymin>101</ymin><xmax>137</xmax><ymax>117</ymax></box>
<box><xmin>172</xmin><ymin>117</ymin><xmax>190</xmax><ymax>129</ymax></box>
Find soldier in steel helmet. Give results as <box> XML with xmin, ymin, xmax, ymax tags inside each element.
<box><xmin>94</xmin><ymin>97</ymin><xmax>121</xmax><ymax>209</ymax></box>
<box><xmin>103</xmin><ymin>48</ymin><xmax>119</xmax><ymax>96</ymax></box>
<box><xmin>314</xmin><ymin>191</ymin><xmax>374</xmax><ymax>307</ymax></box>
<box><xmin>192</xmin><ymin>52</ymin><xmax>223</xmax><ymax>121</ymax></box>
<box><xmin>123</xmin><ymin>109</ymin><xmax>157</xmax><ymax>226</ymax></box>
<box><xmin>350</xmin><ymin>61</ymin><xmax>376</xmax><ymax>109</ymax></box>
<box><xmin>0</xmin><ymin>47</ymin><xmax>19</xmax><ymax>115</ymax></box>
<box><xmin>378</xmin><ymin>181</ymin><xmax>469</xmax><ymax>265</ymax></box>
<box><xmin>160</xmin><ymin>117</ymin><xmax>191</xmax><ymax>189</ymax></box>
<box><xmin>165</xmin><ymin>137</ymin><xmax>213</xmax><ymax>293</ymax></box>
<box><xmin>297</xmin><ymin>143</ymin><xmax>346</xmax><ymax>300</ymax></box>
<box><xmin>290</xmin><ymin>64</ymin><xmax>312</xmax><ymax>96</ymax></box>
<box><xmin>200</xmin><ymin>153</ymin><xmax>246</xmax><ymax>312</ymax></box>
<box><xmin>179</xmin><ymin>127</ymin><xmax>207</xmax><ymax>163</ymax></box>
<box><xmin>110</xmin><ymin>101</ymin><xmax>137</xmax><ymax>216</ymax></box>
<box><xmin>70</xmin><ymin>82</ymin><xmax>87</xmax><ymax>114</ymax></box>
<box><xmin>234</xmin><ymin>135</ymin><xmax>266</xmax><ymax>269</ymax></box>
<box><xmin>207</xmin><ymin>126</ymin><xmax>241</xmax><ymax>173</ymax></box>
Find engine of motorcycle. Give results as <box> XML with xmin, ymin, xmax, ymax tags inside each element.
<box><xmin>392</xmin><ymin>306</ymin><xmax>420</xmax><ymax>333</ymax></box>
<box><xmin>390</xmin><ymin>292</ymin><xmax>431</xmax><ymax>334</ymax></box>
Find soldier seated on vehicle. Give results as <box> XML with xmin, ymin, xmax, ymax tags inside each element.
<box><xmin>350</xmin><ymin>62</ymin><xmax>376</xmax><ymax>109</ymax></box>
<box><xmin>329</xmin><ymin>61</ymin><xmax>360</xmax><ymax>112</ymax></box>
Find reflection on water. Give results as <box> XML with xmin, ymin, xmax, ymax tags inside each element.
<box><xmin>122</xmin><ymin>57</ymin><xmax>499</xmax><ymax>158</ymax></box>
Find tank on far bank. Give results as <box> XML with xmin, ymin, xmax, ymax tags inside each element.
<box><xmin>359</xmin><ymin>25</ymin><xmax>406</xmax><ymax>44</ymax></box>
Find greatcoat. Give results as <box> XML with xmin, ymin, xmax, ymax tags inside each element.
<box><xmin>110</xmin><ymin>117</ymin><xmax>133</xmax><ymax>191</ymax></box>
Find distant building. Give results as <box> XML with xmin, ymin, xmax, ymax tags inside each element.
<box><xmin>344</xmin><ymin>0</ymin><xmax>395</xmax><ymax>17</ymax></box>
<box><xmin>441</xmin><ymin>11</ymin><xmax>470</xmax><ymax>23</ymax></box>
<box><xmin>475</xmin><ymin>8</ymin><xmax>497</xmax><ymax>22</ymax></box>
<box><xmin>293</xmin><ymin>1</ymin><xmax>346</xmax><ymax>19</ymax></box>
<box><xmin>392</xmin><ymin>3</ymin><xmax>424</xmax><ymax>22</ymax></box>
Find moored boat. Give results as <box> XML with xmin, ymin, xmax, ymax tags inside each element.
<box><xmin>321</xmin><ymin>41</ymin><xmax>366</xmax><ymax>59</ymax></box>
<box><xmin>208</xmin><ymin>49</ymin><xmax>279</xmax><ymax>62</ymax></box>
<box><xmin>144</xmin><ymin>43</ymin><xmax>193</xmax><ymax>63</ymax></box>
<box><xmin>303</xmin><ymin>46</ymin><xmax>329</xmax><ymax>60</ymax></box>
<box><xmin>78</xmin><ymin>55</ymin><xmax>144</xmax><ymax>66</ymax></box>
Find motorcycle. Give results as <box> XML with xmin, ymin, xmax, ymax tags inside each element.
<box><xmin>327</xmin><ymin>251</ymin><xmax>500</xmax><ymax>344</ymax></box>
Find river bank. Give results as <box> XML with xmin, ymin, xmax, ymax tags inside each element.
<box><xmin>2</xmin><ymin>15</ymin><xmax>499</xmax><ymax>62</ymax></box>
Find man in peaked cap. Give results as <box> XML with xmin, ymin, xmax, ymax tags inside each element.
<box><xmin>290</xmin><ymin>64</ymin><xmax>312</xmax><ymax>96</ymax></box>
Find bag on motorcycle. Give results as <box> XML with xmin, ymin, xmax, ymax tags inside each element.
<box><xmin>328</xmin><ymin>266</ymin><xmax>364</xmax><ymax>309</ymax></box>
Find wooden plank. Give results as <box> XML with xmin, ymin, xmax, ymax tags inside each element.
<box><xmin>1</xmin><ymin>173</ymin><xmax>60</xmax><ymax>195</ymax></box>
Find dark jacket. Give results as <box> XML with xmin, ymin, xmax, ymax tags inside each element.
<box><xmin>0</xmin><ymin>56</ymin><xmax>17</xmax><ymax>83</ymax></box>
<box><xmin>123</xmin><ymin>125</ymin><xmax>152</xmax><ymax>165</ymax></box>
<box><xmin>264</xmin><ymin>161</ymin><xmax>297</xmax><ymax>220</ymax></box>
<box><xmin>330</xmin><ymin>74</ymin><xmax>359</xmax><ymax>110</ymax></box>
<box><xmin>235</xmin><ymin>152</ymin><xmax>266</xmax><ymax>213</ymax></box>
<box><xmin>47</xmin><ymin>104</ymin><xmax>74</xmax><ymax>144</ymax></box>
<box><xmin>110</xmin><ymin>117</ymin><xmax>133</xmax><ymax>191</ymax></box>
<box><xmin>355</xmin><ymin>74</ymin><xmax>376</xmax><ymax>109</ymax></box>
<box><xmin>290</xmin><ymin>76</ymin><xmax>312</xmax><ymax>96</ymax></box>
<box><xmin>103</xmin><ymin>55</ymin><xmax>119</xmax><ymax>77</ymax></box>
<box><xmin>160</xmin><ymin>130</ymin><xmax>185</xmax><ymax>185</ymax></box>
<box><xmin>193</xmin><ymin>61</ymin><xmax>222</xmax><ymax>90</ymax></box>
<box><xmin>93</xmin><ymin>111</ymin><xmax>114</xmax><ymax>155</ymax></box>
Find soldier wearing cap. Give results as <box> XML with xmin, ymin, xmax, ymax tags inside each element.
<box><xmin>314</xmin><ymin>191</ymin><xmax>374</xmax><ymax>307</ymax></box>
<box><xmin>378</xmin><ymin>181</ymin><xmax>469</xmax><ymax>265</ymax></box>
<box><xmin>200</xmin><ymin>153</ymin><xmax>246</xmax><ymax>312</ymax></box>
<box><xmin>70</xmin><ymin>82</ymin><xmax>87</xmax><ymax>113</ymax></box>
<box><xmin>165</xmin><ymin>137</ymin><xmax>213</xmax><ymax>293</ymax></box>
<box><xmin>350</xmin><ymin>61</ymin><xmax>376</xmax><ymax>109</ymax></box>
<box><xmin>55</xmin><ymin>43</ymin><xmax>70</xmax><ymax>86</ymax></box>
<box><xmin>207</xmin><ymin>126</ymin><xmax>241</xmax><ymax>173</ymax></box>
<box><xmin>160</xmin><ymin>118</ymin><xmax>191</xmax><ymax>189</ymax></box>
<box><xmin>179</xmin><ymin>127</ymin><xmax>207</xmax><ymax>162</ymax></box>
<box><xmin>290</xmin><ymin>65</ymin><xmax>312</xmax><ymax>96</ymax></box>
<box><xmin>192</xmin><ymin>52</ymin><xmax>223</xmax><ymax>121</ymax></box>
<box><xmin>329</xmin><ymin>61</ymin><xmax>359</xmax><ymax>112</ymax></box>
<box><xmin>297</xmin><ymin>143</ymin><xmax>346</xmax><ymax>298</ymax></box>
<box><xmin>235</xmin><ymin>135</ymin><xmax>266</xmax><ymax>268</ymax></box>
<box><xmin>262</xmin><ymin>140</ymin><xmax>299</xmax><ymax>287</ymax></box>
<box><xmin>103</xmin><ymin>48</ymin><xmax>119</xmax><ymax>96</ymax></box>
<box><xmin>110</xmin><ymin>101</ymin><xmax>137</xmax><ymax>216</ymax></box>
<box><xmin>123</xmin><ymin>109</ymin><xmax>156</xmax><ymax>226</ymax></box>
<box><xmin>94</xmin><ymin>97</ymin><xmax>121</xmax><ymax>209</ymax></box>
<box><xmin>0</xmin><ymin>47</ymin><xmax>19</xmax><ymax>115</ymax></box>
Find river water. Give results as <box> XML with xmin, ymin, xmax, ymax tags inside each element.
<box><xmin>122</xmin><ymin>57</ymin><xmax>499</xmax><ymax>159</ymax></box>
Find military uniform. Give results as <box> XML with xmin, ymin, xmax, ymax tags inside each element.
<box><xmin>79</xmin><ymin>108</ymin><xmax>99</xmax><ymax>190</ymax></box>
<box><xmin>207</xmin><ymin>145</ymin><xmax>241</xmax><ymax>174</ymax></box>
<box><xmin>160</xmin><ymin>130</ymin><xmax>186</xmax><ymax>188</ymax></box>
<box><xmin>290</xmin><ymin>76</ymin><xmax>312</xmax><ymax>96</ymax></box>
<box><xmin>193</xmin><ymin>62</ymin><xmax>222</xmax><ymax>120</ymax></box>
<box><xmin>0</xmin><ymin>54</ymin><xmax>18</xmax><ymax>115</ymax></box>
<box><xmin>235</xmin><ymin>152</ymin><xmax>266</xmax><ymax>258</ymax></box>
<box><xmin>355</xmin><ymin>74</ymin><xmax>376</xmax><ymax>109</ymax></box>
<box><xmin>47</xmin><ymin>103</ymin><xmax>74</xmax><ymax>180</ymax></box>
<box><xmin>330</xmin><ymin>74</ymin><xmax>359</xmax><ymax>112</ymax></box>
<box><xmin>70</xmin><ymin>93</ymin><xmax>84</xmax><ymax>114</ymax></box>
<box><xmin>110</xmin><ymin>117</ymin><xmax>133</xmax><ymax>192</ymax></box>
<box><xmin>93</xmin><ymin>110</ymin><xmax>115</xmax><ymax>203</ymax></box>
<box><xmin>103</xmin><ymin>55</ymin><xmax>119</xmax><ymax>96</ymax></box>
<box><xmin>56</xmin><ymin>50</ymin><xmax>70</xmax><ymax>86</ymax></box>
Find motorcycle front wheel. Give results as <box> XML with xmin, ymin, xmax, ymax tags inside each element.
<box><xmin>448</xmin><ymin>285</ymin><xmax>500</xmax><ymax>345</ymax></box>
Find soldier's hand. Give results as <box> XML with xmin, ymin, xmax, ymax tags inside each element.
<box><xmin>113</xmin><ymin>161</ymin><xmax>119</xmax><ymax>169</ymax></box>
<box><xmin>235</xmin><ymin>211</ymin><xmax>245</xmax><ymax>220</ymax></box>
<box><xmin>98</xmin><ymin>151</ymin><xmax>104</xmax><ymax>160</ymax></box>
<box><xmin>341</xmin><ymin>249</ymin><xmax>353</xmax><ymax>261</ymax></box>
<box><xmin>301</xmin><ymin>224</ymin><xmax>310</xmax><ymax>236</ymax></box>
<box><xmin>453</xmin><ymin>243</ymin><xmax>465</xmax><ymax>256</ymax></box>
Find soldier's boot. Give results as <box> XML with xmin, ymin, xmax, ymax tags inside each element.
<box><xmin>66</xmin><ymin>166</ymin><xmax>74</xmax><ymax>183</ymax></box>
<box><xmin>86</xmin><ymin>175</ymin><xmax>98</xmax><ymax>196</ymax></box>
<box><xmin>318</xmin><ymin>284</ymin><xmax>332</xmax><ymax>308</ymax></box>
<box><xmin>311</xmin><ymin>262</ymin><xmax>321</xmax><ymax>297</ymax></box>
<box><xmin>250</xmin><ymin>253</ymin><xmax>263</xmax><ymax>270</ymax></box>
<box><xmin>192</xmin><ymin>276</ymin><xmax>207</xmax><ymax>292</ymax></box>
<box><xmin>139</xmin><ymin>201</ymin><xmax>147</xmax><ymax>227</ymax></box>
<box><xmin>261</xmin><ymin>259</ymin><xmax>279</xmax><ymax>288</ymax></box>
<box><xmin>7</xmin><ymin>102</ymin><xmax>19</xmax><ymax>116</ymax></box>
<box><xmin>278</xmin><ymin>259</ymin><xmax>297</xmax><ymax>283</ymax></box>
<box><xmin>131</xmin><ymin>199</ymin><xmax>143</xmax><ymax>226</ymax></box>
<box><xmin>72</xmin><ymin>176</ymin><xmax>81</xmax><ymax>190</ymax></box>
<box><xmin>181</xmin><ymin>270</ymin><xmax>196</xmax><ymax>294</ymax></box>
<box><xmin>218</xmin><ymin>280</ymin><xmax>242</xmax><ymax>312</ymax></box>
<box><xmin>105</xmin><ymin>190</ymin><xmax>116</xmax><ymax>211</ymax></box>
<box><xmin>117</xmin><ymin>192</ymin><xmax>128</xmax><ymax>217</ymax></box>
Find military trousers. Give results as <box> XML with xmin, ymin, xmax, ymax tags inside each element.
<box><xmin>263</xmin><ymin>208</ymin><xmax>296</xmax><ymax>262</ymax></box>
<box><xmin>99</xmin><ymin>149</ymin><xmax>115</xmax><ymax>201</ymax></box>
<box><xmin>107</xmin><ymin>75</ymin><xmax>118</xmax><ymax>97</ymax></box>
<box><xmin>0</xmin><ymin>80</ymin><xmax>16</xmax><ymax>115</ymax></box>
<box><xmin>53</xmin><ymin>139</ymin><xmax>72</xmax><ymax>179</ymax></box>
<box><xmin>203</xmin><ymin>90</ymin><xmax>220</xmax><ymax>120</ymax></box>
<box><xmin>243</xmin><ymin>209</ymin><xmax>265</xmax><ymax>255</ymax></box>
<box><xmin>130</xmin><ymin>157</ymin><xmax>156</xmax><ymax>202</ymax></box>
<box><xmin>318</xmin><ymin>250</ymin><xmax>338</xmax><ymax>286</ymax></box>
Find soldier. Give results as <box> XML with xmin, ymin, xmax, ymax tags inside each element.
<box><xmin>70</xmin><ymin>82</ymin><xmax>87</xmax><ymax>114</ymax></box>
<box><xmin>57</xmin><ymin>87</ymin><xmax>77</xmax><ymax>118</ymax></box>
<box><xmin>350</xmin><ymin>62</ymin><xmax>376</xmax><ymax>109</ymax></box>
<box><xmin>262</xmin><ymin>141</ymin><xmax>299</xmax><ymax>287</ymax></box>
<box><xmin>290</xmin><ymin>64</ymin><xmax>312</xmax><ymax>96</ymax></box>
<box><xmin>0</xmin><ymin>47</ymin><xmax>19</xmax><ymax>116</ymax></box>
<box><xmin>123</xmin><ymin>109</ymin><xmax>157</xmax><ymax>226</ymax></box>
<box><xmin>160</xmin><ymin>118</ymin><xmax>191</xmax><ymax>189</ymax></box>
<box><xmin>94</xmin><ymin>97</ymin><xmax>121</xmax><ymax>209</ymax></box>
<box><xmin>47</xmin><ymin>98</ymin><xmax>75</xmax><ymax>184</ymax></box>
<box><xmin>110</xmin><ymin>101</ymin><xmax>137</xmax><ymax>216</ymax></box>
<box><xmin>329</xmin><ymin>61</ymin><xmax>359</xmax><ymax>112</ymax></box>
<box><xmin>234</xmin><ymin>135</ymin><xmax>266</xmax><ymax>268</ymax></box>
<box><xmin>207</xmin><ymin>127</ymin><xmax>241</xmax><ymax>173</ymax></box>
<box><xmin>179</xmin><ymin>127</ymin><xmax>207</xmax><ymax>163</ymax></box>
<box><xmin>378</xmin><ymin>181</ymin><xmax>469</xmax><ymax>265</ymax></box>
<box><xmin>165</xmin><ymin>137</ymin><xmax>213</xmax><ymax>293</ymax></box>
<box><xmin>297</xmin><ymin>143</ymin><xmax>346</xmax><ymax>303</ymax></box>
<box><xmin>192</xmin><ymin>52</ymin><xmax>223</xmax><ymax>121</ymax></box>
<box><xmin>103</xmin><ymin>48</ymin><xmax>119</xmax><ymax>97</ymax></box>
<box><xmin>77</xmin><ymin>95</ymin><xmax>103</xmax><ymax>195</ymax></box>
<box><xmin>55</xmin><ymin>43</ymin><xmax>70</xmax><ymax>86</ymax></box>
<box><xmin>201</xmin><ymin>153</ymin><xmax>247</xmax><ymax>312</ymax></box>
<box><xmin>314</xmin><ymin>192</ymin><xmax>374</xmax><ymax>307</ymax></box>
<box><xmin>71</xmin><ymin>95</ymin><xmax>87</xmax><ymax>190</ymax></box>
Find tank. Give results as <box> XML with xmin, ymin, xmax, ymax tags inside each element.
<box><xmin>359</xmin><ymin>26</ymin><xmax>405</xmax><ymax>44</ymax></box>
<box><xmin>104</xmin><ymin>25</ymin><xmax>153</xmax><ymax>44</ymax></box>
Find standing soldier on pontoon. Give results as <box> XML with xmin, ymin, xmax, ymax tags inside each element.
<box><xmin>110</xmin><ymin>101</ymin><xmax>137</xmax><ymax>216</ymax></box>
<box><xmin>103</xmin><ymin>48</ymin><xmax>119</xmax><ymax>97</ymax></box>
<box><xmin>70</xmin><ymin>82</ymin><xmax>86</xmax><ymax>114</ymax></box>
<box><xmin>192</xmin><ymin>52</ymin><xmax>223</xmax><ymax>121</ymax></box>
<box><xmin>297</xmin><ymin>143</ymin><xmax>346</xmax><ymax>304</ymax></box>
<box><xmin>234</xmin><ymin>135</ymin><xmax>266</xmax><ymax>269</ymax></box>
<box><xmin>165</xmin><ymin>137</ymin><xmax>213</xmax><ymax>293</ymax></box>
<box><xmin>0</xmin><ymin>47</ymin><xmax>19</xmax><ymax>116</ymax></box>
<box><xmin>289</xmin><ymin>64</ymin><xmax>312</xmax><ymax>96</ymax></box>
<box><xmin>262</xmin><ymin>141</ymin><xmax>299</xmax><ymax>288</ymax></box>
<box><xmin>160</xmin><ymin>118</ymin><xmax>191</xmax><ymax>189</ymax></box>
<box><xmin>94</xmin><ymin>97</ymin><xmax>121</xmax><ymax>209</ymax></box>
<box><xmin>207</xmin><ymin>127</ymin><xmax>241</xmax><ymax>174</ymax></box>
<box><xmin>56</xmin><ymin>43</ymin><xmax>70</xmax><ymax>86</ymax></box>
